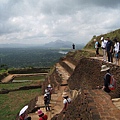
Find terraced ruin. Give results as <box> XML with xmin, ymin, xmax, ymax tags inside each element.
<box><xmin>12</xmin><ymin>50</ymin><xmax>120</xmax><ymax>120</ymax></box>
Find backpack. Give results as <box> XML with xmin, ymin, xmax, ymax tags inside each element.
<box><xmin>98</xmin><ymin>42</ymin><xmax>101</xmax><ymax>47</ymax></box>
<box><xmin>108</xmin><ymin>75</ymin><xmax>116</xmax><ymax>90</ymax></box>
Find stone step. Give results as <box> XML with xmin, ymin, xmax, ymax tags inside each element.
<box><xmin>59</xmin><ymin>60</ymin><xmax>75</xmax><ymax>75</ymax></box>
<box><xmin>56</xmin><ymin>63</ymin><xmax>70</xmax><ymax>81</ymax></box>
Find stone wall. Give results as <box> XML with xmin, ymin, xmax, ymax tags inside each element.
<box><xmin>68</xmin><ymin>57</ymin><xmax>120</xmax><ymax>98</ymax></box>
<box><xmin>52</xmin><ymin>89</ymin><xmax>120</xmax><ymax>120</ymax></box>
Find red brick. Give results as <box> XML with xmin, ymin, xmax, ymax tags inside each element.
<box><xmin>105</xmin><ymin>117</ymin><xmax>116</xmax><ymax>120</ymax></box>
<box><xmin>100</xmin><ymin>112</ymin><xmax>110</xmax><ymax>117</ymax></box>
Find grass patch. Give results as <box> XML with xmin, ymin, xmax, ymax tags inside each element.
<box><xmin>14</xmin><ymin>75</ymin><xmax>45</xmax><ymax>80</ymax></box>
<box><xmin>0</xmin><ymin>89</ymin><xmax>41</xmax><ymax>120</ymax></box>
<box><xmin>0</xmin><ymin>74</ymin><xmax>45</xmax><ymax>120</ymax></box>
<box><xmin>0</xmin><ymin>82</ymin><xmax>32</xmax><ymax>89</ymax></box>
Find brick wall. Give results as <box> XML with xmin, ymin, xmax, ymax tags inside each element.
<box><xmin>68</xmin><ymin>57</ymin><xmax>120</xmax><ymax>98</ymax></box>
<box><xmin>52</xmin><ymin>89</ymin><xmax>120</xmax><ymax>120</ymax></box>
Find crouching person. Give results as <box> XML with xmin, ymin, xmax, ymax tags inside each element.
<box><xmin>38</xmin><ymin>109</ymin><xmax>48</xmax><ymax>120</ymax></box>
<box><xmin>61</xmin><ymin>92</ymin><xmax>71</xmax><ymax>113</ymax></box>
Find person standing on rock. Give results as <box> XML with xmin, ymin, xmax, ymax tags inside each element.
<box><xmin>113</xmin><ymin>38</ymin><xmax>120</xmax><ymax>65</ymax></box>
<box><xmin>44</xmin><ymin>93</ymin><xmax>50</xmax><ymax>111</ymax></box>
<box><xmin>106</xmin><ymin>37</ymin><xmax>114</xmax><ymax>63</ymax></box>
<box><xmin>47</xmin><ymin>84</ymin><xmax>53</xmax><ymax>100</ymax></box>
<box><xmin>101</xmin><ymin>65</ymin><xmax>111</xmax><ymax>93</ymax></box>
<box><xmin>38</xmin><ymin>109</ymin><xmax>48</xmax><ymax>120</ymax></box>
<box><xmin>72</xmin><ymin>43</ymin><xmax>75</xmax><ymax>49</ymax></box>
<box><xmin>101</xmin><ymin>37</ymin><xmax>107</xmax><ymax>61</ymax></box>
<box><xmin>94</xmin><ymin>39</ymin><xmax>100</xmax><ymax>57</ymax></box>
<box><xmin>61</xmin><ymin>92</ymin><xmax>71</xmax><ymax>113</ymax></box>
<box><xmin>45</xmin><ymin>84</ymin><xmax>52</xmax><ymax>103</ymax></box>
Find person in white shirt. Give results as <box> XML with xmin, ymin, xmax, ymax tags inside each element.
<box><xmin>113</xmin><ymin>38</ymin><xmax>120</xmax><ymax>65</ymax></box>
<box><xmin>61</xmin><ymin>92</ymin><xmax>71</xmax><ymax>113</ymax></box>
<box><xmin>101</xmin><ymin>37</ymin><xmax>108</xmax><ymax>61</ymax></box>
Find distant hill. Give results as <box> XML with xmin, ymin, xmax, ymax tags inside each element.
<box><xmin>0</xmin><ymin>40</ymin><xmax>85</xmax><ymax>49</ymax></box>
<box><xmin>84</xmin><ymin>28</ymin><xmax>120</xmax><ymax>49</ymax></box>
<box><xmin>42</xmin><ymin>40</ymin><xmax>85</xmax><ymax>49</ymax></box>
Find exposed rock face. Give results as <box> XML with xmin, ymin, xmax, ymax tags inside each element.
<box><xmin>68</xmin><ymin>57</ymin><xmax>120</xmax><ymax>98</ymax></box>
<box><xmin>50</xmin><ymin>56</ymin><xmax>120</xmax><ymax>120</ymax></box>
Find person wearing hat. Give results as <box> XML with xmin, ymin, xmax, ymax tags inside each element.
<box><xmin>37</xmin><ymin>109</ymin><xmax>48</xmax><ymax>120</ymax></box>
<box><xmin>19</xmin><ymin>105</ymin><xmax>31</xmax><ymax>120</ymax></box>
<box><xmin>113</xmin><ymin>38</ymin><xmax>120</xmax><ymax>65</ymax></box>
<box><xmin>61</xmin><ymin>92</ymin><xmax>71</xmax><ymax>112</ymax></box>
<box><xmin>101</xmin><ymin>37</ymin><xmax>107</xmax><ymax>61</ymax></box>
<box><xmin>44</xmin><ymin>93</ymin><xmax>50</xmax><ymax>111</ymax></box>
<box><xmin>101</xmin><ymin>65</ymin><xmax>111</xmax><ymax>93</ymax></box>
<box><xmin>46</xmin><ymin>84</ymin><xmax>53</xmax><ymax>102</ymax></box>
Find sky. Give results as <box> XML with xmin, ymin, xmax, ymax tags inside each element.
<box><xmin>0</xmin><ymin>0</ymin><xmax>120</xmax><ymax>45</ymax></box>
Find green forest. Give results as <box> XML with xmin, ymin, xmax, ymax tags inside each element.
<box><xmin>0</xmin><ymin>48</ymin><xmax>69</xmax><ymax>69</ymax></box>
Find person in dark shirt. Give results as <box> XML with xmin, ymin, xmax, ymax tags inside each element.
<box><xmin>106</xmin><ymin>37</ymin><xmax>114</xmax><ymax>63</ymax></box>
<box><xmin>101</xmin><ymin>65</ymin><xmax>111</xmax><ymax>93</ymax></box>
<box><xmin>72</xmin><ymin>43</ymin><xmax>75</xmax><ymax>49</ymax></box>
<box><xmin>44</xmin><ymin>93</ymin><xmax>50</xmax><ymax>111</ymax></box>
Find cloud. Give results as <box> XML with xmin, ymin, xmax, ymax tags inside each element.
<box><xmin>0</xmin><ymin>0</ymin><xmax>120</xmax><ymax>45</ymax></box>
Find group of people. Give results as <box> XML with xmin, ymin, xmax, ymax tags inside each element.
<box><xmin>94</xmin><ymin>37</ymin><xmax>120</xmax><ymax>65</ymax></box>
<box><xmin>33</xmin><ymin>84</ymin><xmax>53</xmax><ymax>120</ymax></box>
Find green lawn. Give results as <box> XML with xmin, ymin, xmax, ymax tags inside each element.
<box><xmin>0</xmin><ymin>89</ymin><xmax>41</xmax><ymax>120</ymax></box>
<box><xmin>14</xmin><ymin>75</ymin><xmax>45</xmax><ymax>80</ymax></box>
<box><xmin>0</xmin><ymin>75</ymin><xmax>45</xmax><ymax>120</ymax></box>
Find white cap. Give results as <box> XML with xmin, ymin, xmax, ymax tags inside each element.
<box><xmin>48</xmin><ymin>84</ymin><xmax>51</xmax><ymax>87</ymax></box>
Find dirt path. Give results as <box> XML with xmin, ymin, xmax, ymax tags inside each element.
<box><xmin>28</xmin><ymin>62</ymin><xmax>72</xmax><ymax>120</ymax></box>
<box><xmin>90</xmin><ymin>56</ymin><xmax>120</xmax><ymax>66</ymax></box>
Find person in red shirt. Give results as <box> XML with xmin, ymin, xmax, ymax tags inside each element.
<box><xmin>37</xmin><ymin>109</ymin><xmax>48</xmax><ymax>120</ymax></box>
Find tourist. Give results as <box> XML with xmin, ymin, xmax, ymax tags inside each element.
<box><xmin>94</xmin><ymin>39</ymin><xmax>100</xmax><ymax>57</ymax></box>
<box><xmin>37</xmin><ymin>109</ymin><xmax>48</xmax><ymax>120</ymax></box>
<box><xmin>19</xmin><ymin>105</ymin><xmax>31</xmax><ymax>120</ymax></box>
<box><xmin>106</xmin><ymin>37</ymin><xmax>114</xmax><ymax>63</ymax></box>
<box><xmin>101</xmin><ymin>37</ymin><xmax>107</xmax><ymax>61</ymax></box>
<box><xmin>101</xmin><ymin>65</ymin><xmax>111</xmax><ymax>93</ymax></box>
<box><xmin>113</xmin><ymin>38</ymin><xmax>120</xmax><ymax>65</ymax></box>
<box><xmin>72</xmin><ymin>43</ymin><xmax>75</xmax><ymax>49</ymax></box>
<box><xmin>61</xmin><ymin>92</ymin><xmax>71</xmax><ymax>113</ymax></box>
<box><xmin>46</xmin><ymin>84</ymin><xmax>53</xmax><ymax>102</ymax></box>
<box><xmin>44</xmin><ymin>93</ymin><xmax>50</xmax><ymax>111</ymax></box>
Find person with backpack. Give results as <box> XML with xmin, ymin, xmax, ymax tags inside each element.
<box><xmin>101</xmin><ymin>65</ymin><xmax>116</xmax><ymax>93</ymax></box>
<box><xmin>94</xmin><ymin>39</ymin><xmax>100</xmax><ymax>57</ymax></box>
<box><xmin>37</xmin><ymin>109</ymin><xmax>48</xmax><ymax>120</ymax></box>
<box><xmin>61</xmin><ymin>92</ymin><xmax>71</xmax><ymax>113</ymax></box>
<box><xmin>113</xmin><ymin>38</ymin><xmax>120</xmax><ymax>65</ymax></box>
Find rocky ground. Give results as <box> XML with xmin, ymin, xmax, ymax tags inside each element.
<box><xmin>2</xmin><ymin>50</ymin><xmax>120</xmax><ymax>120</ymax></box>
<box><xmin>27</xmin><ymin>55</ymin><xmax>120</xmax><ymax>120</ymax></box>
